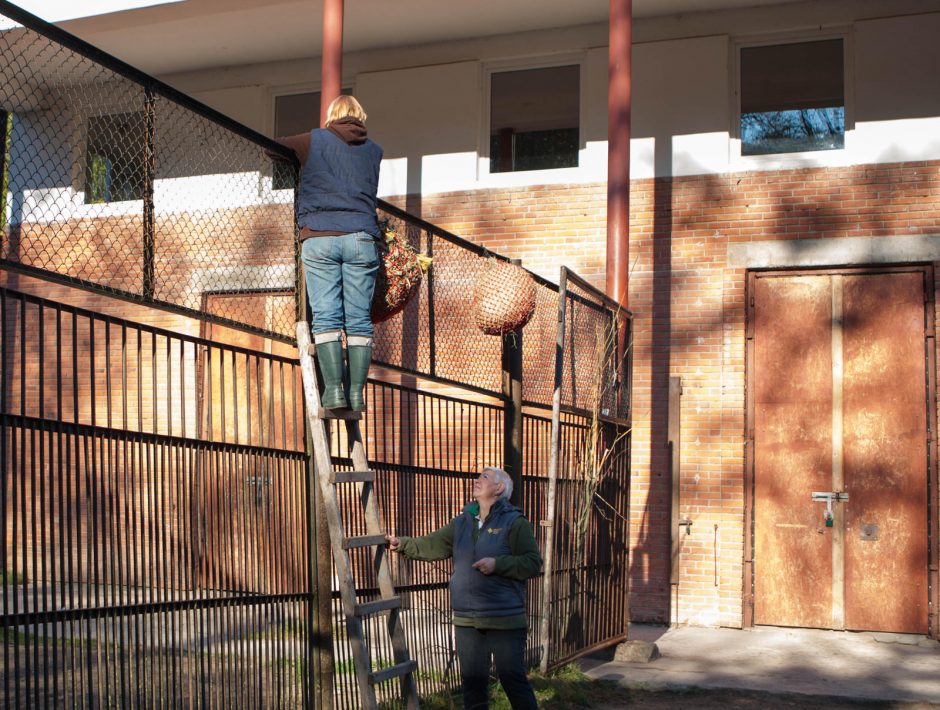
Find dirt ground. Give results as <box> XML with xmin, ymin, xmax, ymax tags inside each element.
<box><xmin>593</xmin><ymin>687</ymin><xmax>940</xmax><ymax>709</ymax></box>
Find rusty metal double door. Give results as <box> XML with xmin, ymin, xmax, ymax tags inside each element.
<box><xmin>748</xmin><ymin>267</ymin><xmax>936</xmax><ymax>635</ymax></box>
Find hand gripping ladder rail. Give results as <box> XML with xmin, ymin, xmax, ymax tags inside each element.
<box><xmin>296</xmin><ymin>323</ymin><xmax>420</xmax><ymax>710</ymax></box>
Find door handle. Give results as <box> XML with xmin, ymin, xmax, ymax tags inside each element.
<box><xmin>811</xmin><ymin>491</ymin><xmax>849</xmax><ymax>527</ymax></box>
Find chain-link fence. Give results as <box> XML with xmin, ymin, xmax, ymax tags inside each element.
<box><xmin>0</xmin><ymin>2</ymin><xmax>299</xmax><ymax>340</ymax></box>
<box><xmin>0</xmin><ymin>1</ymin><xmax>578</xmax><ymax>406</ymax></box>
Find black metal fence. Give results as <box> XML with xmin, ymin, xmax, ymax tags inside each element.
<box><xmin>1</xmin><ymin>287</ymin><xmax>311</xmax><ymax>708</ymax></box>
<box><xmin>0</xmin><ymin>2</ymin><xmax>633</xmax><ymax>707</ymax></box>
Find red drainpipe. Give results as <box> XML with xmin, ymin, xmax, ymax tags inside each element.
<box><xmin>607</xmin><ymin>0</ymin><xmax>632</xmax><ymax>309</ymax></box>
<box><xmin>320</xmin><ymin>0</ymin><xmax>344</xmax><ymax>127</ymax></box>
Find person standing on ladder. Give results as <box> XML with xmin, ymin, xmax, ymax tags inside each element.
<box><xmin>386</xmin><ymin>467</ymin><xmax>542</xmax><ymax>709</ymax></box>
<box><xmin>273</xmin><ymin>95</ymin><xmax>382</xmax><ymax>410</ymax></box>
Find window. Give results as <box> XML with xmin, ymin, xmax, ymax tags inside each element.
<box><xmin>272</xmin><ymin>89</ymin><xmax>350</xmax><ymax>189</ymax></box>
<box><xmin>275</xmin><ymin>91</ymin><xmax>322</xmax><ymax>138</ymax></box>
<box><xmin>489</xmin><ymin>64</ymin><xmax>579</xmax><ymax>173</ymax></box>
<box><xmin>84</xmin><ymin>112</ymin><xmax>145</xmax><ymax>203</ymax></box>
<box><xmin>1</xmin><ymin>111</ymin><xmax>11</xmax><ymax>231</ymax></box>
<box><xmin>739</xmin><ymin>39</ymin><xmax>844</xmax><ymax>156</ymax></box>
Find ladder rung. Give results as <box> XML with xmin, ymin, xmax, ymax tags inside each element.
<box><xmin>369</xmin><ymin>660</ymin><xmax>417</xmax><ymax>685</ymax></box>
<box><xmin>355</xmin><ymin>596</ymin><xmax>401</xmax><ymax>617</ymax></box>
<box><xmin>317</xmin><ymin>408</ymin><xmax>363</xmax><ymax>421</ymax></box>
<box><xmin>330</xmin><ymin>470</ymin><xmax>375</xmax><ymax>484</ymax></box>
<box><xmin>342</xmin><ymin>534</ymin><xmax>387</xmax><ymax>550</ymax></box>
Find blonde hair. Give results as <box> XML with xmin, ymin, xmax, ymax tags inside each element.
<box><xmin>325</xmin><ymin>95</ymin><xmax>367</xmax><ymax>126</ymax></box>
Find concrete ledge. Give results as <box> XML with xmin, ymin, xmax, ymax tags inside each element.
<box><xmin>727</xmin><ymin>235</ymin><xmax>940</xmax><ymax>269</ymax></box>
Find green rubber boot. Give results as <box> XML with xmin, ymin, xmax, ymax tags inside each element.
<box><xmin>316</xmin><ymin>339</ymin><xmax>348</xmax><ymax>409</ymax></box>
<box><xmin>346</xmin><ymin>344</ymin><xmax>372</xmax><ymax>412</ymax></box>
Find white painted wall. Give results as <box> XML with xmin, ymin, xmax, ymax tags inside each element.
<box><xmin>357</xmin><ymin>61</ymin><xmax>480</xmax><ymax>197</ymax></box>
<box><xmin>632</xmin><ymin>35</ymin><xmax>730</xmax><ymax>179</ymax></box>
<box><xmin>853</xmin><ymin>12</ymin><xmax>940</xmax><ymax>164</ymax></box>
<box><xmin>166</xmin><ymin>6</ymin><xmax>940</xmax><ymax>198</ymax></box>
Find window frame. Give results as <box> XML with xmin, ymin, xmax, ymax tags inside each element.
<box><xmin>268</xmin><ymin>82</ymin><xmax>354</xmax><ymax>191</ymax></box>
<box><xmin>82</xmin><ymin>110</ymin><xmax>147</xmax><ymax>205</ymax></box>
<box><xmin>730</xmin><ymin>29</ymin><xmax>855</xmax><ymax>170</ymax></box>
<box><xmin>479</xmin><ymin>53</ymin><xmax>586</xmax><ymax>186</ymax></box>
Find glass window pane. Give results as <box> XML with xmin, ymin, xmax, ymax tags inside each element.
<box><xmin>490</xmin><ymin>65</ymin><xmax>579</xmax><ymax>173</ymax></box>
<box><xmin>740</xmin><ymin>39</ymin><xmax>844</xmax><ymax>156</ymax></box>
<box><xmin>741</xmin><ymin>107</ymin><xmax>844</xmax><ymax>155</ymax></box>
<box><xmin>275</xmin><ymin>91</ymin><xmax>321</xmax><ymax>137</ymax></box>
<box><xmin>84</xmin><ymin>112</ymin><xmax>144</xmax><ymax>204</ymax></box>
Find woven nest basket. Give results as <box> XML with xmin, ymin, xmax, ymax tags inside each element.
<box><xmin>371</xmin><ymin>229</ymin><xmax>424</xmax><ymax>323</ymax></box>
<box><xmin>471</xmin><ymin>260</ymin><xmax>537</xmax><ymax>335</ymax></box>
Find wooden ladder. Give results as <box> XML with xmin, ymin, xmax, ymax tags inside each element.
<box><xmin>296</xmin><ymin>323</ymin><xmax>420</xmax><ymax>710</ymax></box>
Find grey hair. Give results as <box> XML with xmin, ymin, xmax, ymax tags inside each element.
<box><xmin>484</xmin><ymin>467</ymin><xmax>513</xmax><ymax>500</ymax></box>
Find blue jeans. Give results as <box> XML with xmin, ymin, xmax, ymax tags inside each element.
<box><xmin>301</xmin><ymin>232</ymin><xmax>379</xmax><ymax>338</ymax></box>
<box><xmin>454</xmin><ymin>626</ymin><xmax>538</xmax><ymax>710</ymax></box>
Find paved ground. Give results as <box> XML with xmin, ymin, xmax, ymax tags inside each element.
<box><xmin>581</xmin><ymin>624</ymin><xmax>940</xmax><ymax>706</ymax></box>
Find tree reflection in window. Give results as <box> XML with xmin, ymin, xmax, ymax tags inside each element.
<box><xmin>742</xmin><ymin>107</ymin><xmax>844</xmax><ymax>155</ymax></box>
<box><xmin>740</xmin><ymin>39</ymin><xmax>844</xmax><ymax>156</ymax></box>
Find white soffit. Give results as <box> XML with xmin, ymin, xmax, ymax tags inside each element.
<box><xmin>39</xmin><ymin>0</ymin><xmax>796</xmax><ymax>75</ymax></box>
<box><xmin>0</xmin><ymin>1</ymin><xmax>185</xmax><ymax>28</ymax></box>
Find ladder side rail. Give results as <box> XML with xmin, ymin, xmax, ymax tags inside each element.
<box><xmin>347</xmin><ymin>424</ymin><xmax>420</xmax><ymax>709</ymax></box>
<box><xmin>297</xmin><ymin>324</ymin><xmax>379</xmax><ymax>710</ymax></box>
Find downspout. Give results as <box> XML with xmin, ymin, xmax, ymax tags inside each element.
<box><xmin>320</xmin><ymin>0</ymin><xmax>344</xmax><ymax>126</ymax></box>
<box><xmin>608</xmin><ymin>0</ymin><xmax>633</xmax><ymax>644</ymax></box>
<box><xmin>607</xmin><ymin>0</ymin><xmax>632</xmax><ymax>311</ymax></box>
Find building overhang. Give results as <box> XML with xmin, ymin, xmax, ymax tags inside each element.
<box><xmin>14</xmin><ymin>0</ymin><xmax>798</xmax><ymax>75</ymax></box>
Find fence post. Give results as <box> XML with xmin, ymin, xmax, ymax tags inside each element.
<box><xmin>539</xmin><ymin>267</ymin><xmax>567</xmax><ymax>673</ymax></box>
<box><xmin>502</xmin><ymin>259</ymin><xmax>524</xmax><ymax>505</ymax></box>
<box><xmin>668</xmin><ymin>377</ymin><xmax>682</xmax><ymax>604</ymax></box>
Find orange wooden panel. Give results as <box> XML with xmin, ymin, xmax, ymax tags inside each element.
<box><xmin>843</xmin><ymin>273</ymin><xmax>928</xmax><ymax>633</ymax></box>
<box><xmin>754</xmin><ymin>275</ymin><xmax>834</xmax><ymax>628</ymax></box>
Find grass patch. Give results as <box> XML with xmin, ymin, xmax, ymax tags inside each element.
<box><xmin>1</xmin><ymin>568</ymin><xmax>26</xmax><ymax>585</ymax></box>
<box><xmin>1</xmin><ymin>628</ymin><xmax>98</xmax><ymax>650</ymax></box>
<box><xmin>417</xmin><ymin>664</ymin><xmax>621</xmax><ymax>709</ymax></box>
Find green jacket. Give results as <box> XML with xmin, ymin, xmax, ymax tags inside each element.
<box><xmin>396</xmin><ymin>501</ymin><xmax>542</xmax><ymax>629</ymax></box>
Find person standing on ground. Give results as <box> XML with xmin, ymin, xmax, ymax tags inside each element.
<box><xmin>386</xmin><ymin>467</ymin><xmax>542</xmax><ymax>709</ymax></box>
<box><xmin>273</xmin><ymin>94</ymin><xmax>382</xmax><ymax>411</ymax></box>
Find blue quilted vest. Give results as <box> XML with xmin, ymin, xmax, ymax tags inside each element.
<box><xmin>297</xmin><ymin>128</ymin><xmax>382</xmax><ymax>238</ymax></box>
<box><xmin>450</xmin><ymin>498</ymin><xmax>526</xmax><ymax>618</ymax></box>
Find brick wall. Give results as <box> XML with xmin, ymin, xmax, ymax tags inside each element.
<box><xmin>387</xmin><ymin>158</ymin><xmax>940</xmax><ymax>627</ymax></box>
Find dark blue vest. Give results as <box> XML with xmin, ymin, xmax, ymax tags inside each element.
<box><xmin>297</xmin><ymin>128</ymin><xmax>382</xmax><ymax>237</ymax></box>
<box><xmin>450</xmin><ymin>499</ymin><xmax>527</xmax><ymax>618</ymax></box>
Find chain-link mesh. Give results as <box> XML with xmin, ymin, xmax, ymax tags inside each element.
<box><xmin>559</xmin><ymin>269</ymin><xmax>632</xmax><ymax>422</ymax></box>
<box><xmin>0</xmin><ymin>4</ymin><xmax>572</xmax><ymax>400</ymax></box>
<box><xmin>373</xmin><ymin>205</ymin><xmax>507</xmax><ymax>394</ymax></box>
<box><xmin>521</xmin><ymin>276</ymin><xmax>562</xmax><ymax>407</ymax></box>
<box><xmin>0</xmin><ymin>5</ymin><xmax>297</xmax><ymax>338</ymax></box>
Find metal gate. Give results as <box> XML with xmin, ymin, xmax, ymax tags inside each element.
<box><xmin>1</xmin><ymin>287</ymin><xmax>310</xmax><ymax>707</ymax></box>
<box><xmin>539</xmin><ymin>268</ymin><xmax>633</xmax><ymax>669</ymax></box>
